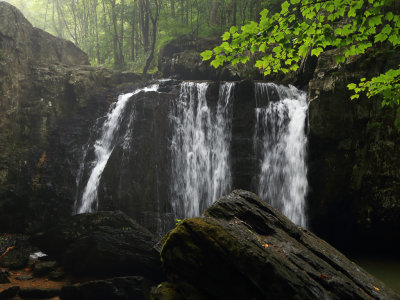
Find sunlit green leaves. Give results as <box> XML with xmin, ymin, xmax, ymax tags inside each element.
<box><xmin>311</xmin><ymin>47</ymin><xmax>323</xmax><ymax>57</ymax></box>
<box><xmin>203</xmin><ymin>0</ymin><xmax>400</xmax><ymax>126</ymax></box>
<box><xmin>200</xmin><ymin>50</ymin><xmax>213</xmax><ymax>61</ymax></box>
<box><xmin>222</xmin><ymin>32</ymin><xmax>231</xmax><ymax>41</ymax></box>
<box><xmin>281</xmin><ymin>1</ymin><xmax>290</xmax><ymax>14</ymax></box>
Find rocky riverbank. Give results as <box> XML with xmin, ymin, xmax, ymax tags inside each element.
<box><xmin>1</xmin><ymin>190</ymin><xmax>398</xmax><ymax>299</ymax></box>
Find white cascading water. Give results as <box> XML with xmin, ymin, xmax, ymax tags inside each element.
<box><xmin>170</xmin><ymin>82</ymin><xmax>235</xmax><ymax>218</ymax></box>
<box><xmin>74</xmin><ymin>84</ymin><xmax>159</xmax><ymax>214</ymax></box>
<box><xmin>253</xmin><ymin>83</ymin><xmax>308</xmax><ymax>227</ymax></box>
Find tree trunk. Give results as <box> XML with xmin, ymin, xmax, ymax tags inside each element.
<box><xmin>143</xmin><ymin>0</ymin><xmax>159</xmax><ymax>75</ymax></box>
<box><xmin>139</xmin><ymin>0</ymin><xmax>150</xmax><ymax>52</ymax></box>
<box><xmin>210</xmin><ymin>1</ymin><xmax>219</xmax><ymax>25</ymax></box>
<box><xmin>170</xmin><ymin>0</ymin><xmax>175</xmax><ymax>17</ymax></box>
<box><xmin>119</xmin><ymin>0</ymin><xmax>125</xmax><ymax>67</ymax></box>
<box><xmin>43</xmin><ymin>0</ymin><xmax>50</xmax><ymax>31</ymax></box>
<box><xmin>180</xmin><ymin>0</ymin><xmax>184</xmax><ymax>23</ymax></box>
<box><xmin>110</xmin><ymin>0</ymin><xmax>121</xmax><ymax>68</ymax></box>
<box><xmin>131</xmin><ymin>1</ymin><xmax>136</xmax><ymax>61</ymax></box>
<box><xmin>232</xmin><ymin>0</ymin><xmax>237</xmax><ymax>26</ymax></box>
<box><xmin>256</xmin><ymin>0</ymin><xmax>262</xmax><ymax>22</ymax></box>
<box><xmin>69</xmin><ymin>0</ymin><xmax>78</xmax><ymax>44</ymax></box>
<box><xmin>93</xmin><ymin>0</ymin><xmax>101</xmax><ymax>64</ymax></box>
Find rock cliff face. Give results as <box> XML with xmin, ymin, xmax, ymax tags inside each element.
<box><xmin>307</xmin><ymin>48</ymin><xmax>400</xmax><ymax>254</ymax></box>
<box><xmin>0</xmin><ymin>2</ymin><xmax>142</xmax><ymax>232</ymax></box>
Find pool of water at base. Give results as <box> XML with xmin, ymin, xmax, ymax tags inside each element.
<box><xmin>354</xmin><ymin>257</ymin><xmax>400</xmax><ymax>294</ymax></box>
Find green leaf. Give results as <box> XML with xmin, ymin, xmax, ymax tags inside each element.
<box><xmin>347</xmin><ymin>83</ymin><xmax>357</xmax><ymax>90</ymax></box>
<box><xmin>222</xmin><ymin>32</ymin><xmax>231</xmax><ymax>41</ymax></box>
<box><xmin>385</xmin><ymin>12</ymin><xmax>394</xmax><ymax>21</ymax></box>
<box><xmin>240</xmin><ymin>56</ymin><xmax>249</xmax><ymax>64</ymax></box>
<box><xmin>311</xmin><ymin>47</ymin><xmax>324</xmax><ymax>57</ymax></box>
<box><xmin>281</xmin><ymin>1</ymin><xmax>290</xmax><ymax>14</ymax></box>
<box><xmin>369</xmin><ymin>15</ymin><xmax>383</xmax><ymax>27</ymax></box>
<box><xmin>201</xmin><ymin>50</ymin><xmax>213</xmax><ymax>61</ymax></box>
<box><xmin>374</xmin><ymin>32</ymin><xmax>388</xmax><ymax>43</ymax></box>
<box><xmin>381</xmin><ymin>24</ymin><xmax>392</xmax><ymax>35</ymax></box>
<box><xmin>298</xmin><ymin>44</ymin><xmax>308</xmax><ymax>57</ymax></box>
<box><xmin>335</xmin><ymin>55</ymin><xmax>346</xmax><ymax>63</ymax></box>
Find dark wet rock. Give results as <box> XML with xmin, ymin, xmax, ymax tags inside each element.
<box><xmin>33</xmin><ymin>260</ymin><xmax>57</xmax><ymax>276</ymax></box>
<box><xmin>307</xmin><ymin>48</ymin><xmax>400</xmax><ymax>255</ymax></box>
<box><xmin>160</xmin><ymin>190</ymin><xmax>399</xmax><ymax>300</ymax></box>
<box><xmin>48</xmin><ymin>270</ymin><xmax>66</xmax><ymax>281</ymax></box>
<box><xmin>16</xmin><ymin>274</ymin><xmax>33</xmax><ymax>281</ymax></box>
<box><xmin>31</xmin><ymin>211</ymin><xmax>163</xmax><ymax>280</ymax></box>
<box><xmin>150</xmin><ymin>282</ymin><xmax>185</xmax><ymax>300</ymax></box>
<box><xmin>0</xmin><ymin>286</ymin><xmax>19</xmax><ymax>300</ymax></box>
<box><xmin>0</xmin><ymin>247</ymin><xmax>30</xmax><ymax>270</ymax></box>
<box><xmin>0</xmin><ymin>270</ymin><xmax>10</xmax><ymax>283</ymax></box>
<box><xmin>60</xmin><ymin>276</ymin><xmax>152</xmax><ymax>300</ymax></box>
<box><xmin>0</xmin><ymin>235</ymin><xmax>32</xmax><ymax>269</ymax></box>
<box><xmin>19</xmin><ymin>287</ymin><xmax>60</xmax><ymax>298</ymax></box>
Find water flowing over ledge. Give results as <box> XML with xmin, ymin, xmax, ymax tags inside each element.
<box><xmin>74</xmin><ymin>84</ymin><xmax>160</xmax><ymax>214</ymax></box>
<box><xmin>72</xmin><ymin>80</ymin><xmax>309</xmax><ymax>231</ymax></box>
<box><xmin>253</xmin><ymin>83</ymin><xmax>308</xmax><ymax>227</ymax></box>
<box><xmin>170</xmin><ymin>82</ymin><xmax>235</xmax><ymax>218</ymax></box>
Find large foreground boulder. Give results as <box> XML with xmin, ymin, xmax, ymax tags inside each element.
<box><xmin>160</xmin><ymin>190</ymin><xmax>399</xmax><ymax>300</ymax></box>
<box><xmin>31</xmin><ymin>211</ymin><xmax>163</xmax><ymax>281</ymax></box>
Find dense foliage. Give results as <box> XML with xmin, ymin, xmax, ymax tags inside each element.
<box><xmin>4</xmin><ymin>0</ymin><xmax>281</xmax><ymax>73</ymax></box>
<box><xmin>202</xmin><ymin>0</ymin><xmax>400</xmax><ymax>124</ymax></box>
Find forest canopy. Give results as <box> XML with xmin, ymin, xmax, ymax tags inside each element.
<box><xmin>3</xmin><ymin>0</ymin><xmax>280</xmax><ymax>73</ymax></box>
<box><xmin>201</xmin><ymin>0</ymin><xmax>400</xmax><ymax>126</ymax></box>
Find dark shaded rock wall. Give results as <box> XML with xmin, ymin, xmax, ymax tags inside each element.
<box><xmin>0</xmin><ymin>2</ymin><xmax>143</xmax><ymax>233</ymax></box>
<box><xmin>99</xmin><ymin>89</ymin><xmax>177</xmax><ymax>234</ymax></box>
<box><xmin>307</xmin><ymin>48</ymin><xmax>400</xmax><ymax>255</ymax></box>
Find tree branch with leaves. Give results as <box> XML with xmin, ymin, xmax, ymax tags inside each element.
<box><xmin>201</xmin><ymin>0</ymin><xmax>400</xmax><ymax>127</ymax></box>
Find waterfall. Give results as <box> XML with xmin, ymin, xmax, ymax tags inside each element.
<box><xmin>74</xmin><ymin>84</ymin><xmax>159</xmax><ymax>214</ymax></box>
<box><xmin>170</xmin><ymin>82</ymin><xmax>235</xmax><ymax>218</ymax></box>
<box><xmin>72</xmin><ymin>79</ymin><xmax>308</xmax><ymax>231</ymax></box>
<box><xmin>253</xmin><ymin>83</ymin><xmax>308</xmax><ymax>227</ymax></box>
